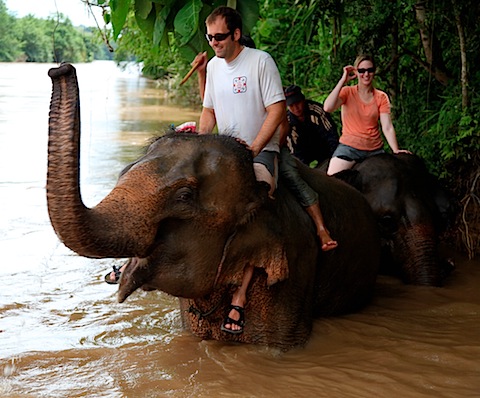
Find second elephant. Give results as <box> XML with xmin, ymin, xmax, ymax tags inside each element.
<box><xmin>335</xmin><ymin>153</ymin><xmax>454</xmax><ymax>286</ymax></box>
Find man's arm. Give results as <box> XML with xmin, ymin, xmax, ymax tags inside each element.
<box><xmin>198</xmin><ymin>107</ymin><xmax>216</xmax><ymax>134</ymax></box>
<box><xmin>250</xmin><ymin>100</ymin><xmax>286</xmax><ymax>157</ymax></box>
<box><xmin>278</xmin><ymin>117</ymin><xmax>290</xmax><ymax>147</ymax></box>
<box><xmin>193</xmin><ymin>51</ymin><xmax>208</xmax><ymax>101</ymax></box>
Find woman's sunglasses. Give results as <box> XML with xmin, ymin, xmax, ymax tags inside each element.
<box><xmin>357</xmin><ymin>67</ymin><xmax>376</xmax><ymax>74</ymax></box>
<box><xmin>205</xmin><ymin>32</ymin><xmax>232</xmax><ymax>42</ymax></box>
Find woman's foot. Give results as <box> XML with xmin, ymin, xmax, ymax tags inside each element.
<box><xmin>221</xmin><ymin>305</ymin><xmax>245</xmax><ymax>334</ymax></box>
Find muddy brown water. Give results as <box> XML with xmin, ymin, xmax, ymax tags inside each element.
<box><xmin>0</xmin><ymin>62</ymin><xmax>479</xmax><ymax>397</ymax></box>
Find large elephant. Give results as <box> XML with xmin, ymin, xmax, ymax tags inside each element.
<box><xmin>335</xmin><ymin>153</ymin><xmax>453</xmax><ymax>287</ymax></box>
<box><xmin>47</xmin><ymin>64</ymin><xmax>381</xmax><ymax>349</ymax></box>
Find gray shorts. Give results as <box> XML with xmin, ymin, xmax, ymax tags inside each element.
<box><xmin>332</xmin><ymin>143</ymin><xmax>385</xmax><ymax>162</ymax></box>
<box><xmin>254</xmin><ymin>150</ymin><xmax>277</xmax><ymax>176</ymax></box>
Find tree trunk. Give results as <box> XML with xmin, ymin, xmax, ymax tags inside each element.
<box><xmin>451</xmin><ymin>0</ymin><xmax>469</xmax><ymax>109</ymax></box>
<box><xmin>413</xmin><ymin>1</ymin><xmax>450</xmax><ymax>86</ymax></box>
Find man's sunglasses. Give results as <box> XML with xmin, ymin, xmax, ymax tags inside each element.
<box><xmin>357</xmin><ymin>67</ymin><xmax>375</xmax><ymax>74</ymax></box>
<box><xmin>205</xmin><ymin>32</ymin><xmax>232</xmax><ymax>42</ymax></box>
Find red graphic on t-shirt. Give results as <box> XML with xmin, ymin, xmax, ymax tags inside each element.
<box><xmin>233</xmin><ymin>76</ymin><xmax>247</xmax><ymax>94</ymax></box>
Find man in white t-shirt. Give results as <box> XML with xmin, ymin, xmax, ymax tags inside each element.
<box><xmin>199</xmin><ymin>7</ymin><xmax>285</xmax><ymax>196</ymax></box>
<box><xmin>198</xmin><ymin>6</ymin><xmax>286</xmax><ymax>335</ymax></box>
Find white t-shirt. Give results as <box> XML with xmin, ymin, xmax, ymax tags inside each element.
<box><xmin>203</xmin><ymin>47</ymin><xmax>285</xmax><ymax>152</ymax></box>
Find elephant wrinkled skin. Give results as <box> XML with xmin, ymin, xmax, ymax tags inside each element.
<box><xmin>47</xmin><ymin>64</ymin><xmax>381</xmax><ymax>349</ymax></box>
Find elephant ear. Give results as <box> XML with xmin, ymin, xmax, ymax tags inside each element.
<box><xmin>217</xmin><ymin>225</ymin><xmax>289</xmax><ymax>288</ymax></box>
<box><xmin>253</xmin><ymin>240</ymin><xmax>289</xmax><ymax>286</ymax></box>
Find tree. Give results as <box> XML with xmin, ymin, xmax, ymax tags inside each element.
<box><xmin>0</xmin><ymin>0</ymin><xmax>22</xmax><ymax>61</ymax></box>
<box><xmin>86</xmin><ymin>0</ymin><xmax>259</xmax><ymax>61</ymax></box>
<box><xmin>16</xmin><ymin>16</ymin><xmax>53</xmax><ymax>62</ymax></box>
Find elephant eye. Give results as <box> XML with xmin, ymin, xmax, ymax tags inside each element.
<box><xmin>175</xmin><ymin>187</ymin><xmax>194</xmax><ymax>203</ymax></box>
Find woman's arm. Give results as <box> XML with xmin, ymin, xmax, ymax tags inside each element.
<box><xmin>380</xmin><ymin>113</ymin><xmax>410</xmax><ymax>154</ymax></box>
<box><xmin>324</xmin><ymin>65</ymin><xmax>356</xmax><ymax>113</ymax></box>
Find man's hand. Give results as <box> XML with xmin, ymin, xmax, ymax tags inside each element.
<box><xmin>234</xmin><ymin>137</ymin><xmax>255</xmax><ymax>154</ymax></box>
<box><xmin>193</xmin><ymin>51</ymin><xmax>208</xmax><ymax>73</ymax></box>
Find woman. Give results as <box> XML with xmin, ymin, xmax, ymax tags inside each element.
<box><xmin>324</xmin><ymin>54</ymin><xmax>410</xmax><ymax>175</ymax></box>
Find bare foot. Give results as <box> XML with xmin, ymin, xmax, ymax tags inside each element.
<box><xmin>321</xmin><ymin>240</ymin><xmax>338</xmax><ymax>251</ymax></box>
<box><xmin>319</xmin><ymin>230</ymin><xmax>338</xmax><ymax>252</ymax></box>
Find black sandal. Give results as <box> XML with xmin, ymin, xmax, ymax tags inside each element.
<box><xmin>221</xmin><ymin>305</ymin><xmax>245</xmax><ymax>335</ymax></box>
<box><xmin>104</xmin><ymin>265</ymin><xmax>122</xmax><ymax>285</ymax></box>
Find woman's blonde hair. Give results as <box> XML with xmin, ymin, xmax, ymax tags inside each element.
<box><xmin>354</xmin><ymin>54</ymin><xmax>376</xmax><ymax>70</ymax></box>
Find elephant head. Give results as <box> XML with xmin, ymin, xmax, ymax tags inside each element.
<box><xmin>335</xmin><ymin>153</ymin><xmax>453</xmax><ymax>286</ymax></box>
<box><xmin>47</xmin><ymin>64</ymin><xmax>290</xmax><ymax>302</ymax></box>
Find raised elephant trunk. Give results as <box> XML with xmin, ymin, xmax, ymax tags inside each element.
<box><xmin>47</xmin><ymin>64</ymin><xmax>159</xmax><ymax>258</ymax></box>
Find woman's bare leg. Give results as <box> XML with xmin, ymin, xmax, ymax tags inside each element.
<box><xmin>327</xmin><ymin>157</ymin><xmax>355</xmax><ymax>175</ymax></box>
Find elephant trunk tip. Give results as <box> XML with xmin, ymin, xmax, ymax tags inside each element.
<box><xmin>48</xmin><ymin>63</ymin><xmax>76</xmax><ymax>79</ymax></box>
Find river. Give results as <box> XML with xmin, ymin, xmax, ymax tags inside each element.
<box><xmin>0</xmin><ymin>61</ymin><xmax>479</xmax><ymax>397</ymax></box>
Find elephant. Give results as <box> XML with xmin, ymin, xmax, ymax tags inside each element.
<box><xmin>334</xmin><ymin>153</ymin><xmax>454</xmax><ymax>287</ymax></box>
<box><xmin>47</xmin><ymin>63</ymin><xmax>381</xmax><ymax>349</ymax></box>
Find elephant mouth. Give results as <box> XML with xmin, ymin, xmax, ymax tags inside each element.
<box><xmin>117</xmin><ymin>230</ymin><xmax>239</xmax><ymax>302</ymax></box>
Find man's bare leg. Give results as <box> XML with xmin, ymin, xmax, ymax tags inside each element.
<box><xmin>305</xmin><ymin>203</ymin><xmax>338</xmax><ymax>251</ymax></box>
<box><xmin>222</xmin><ymin>162</ymin><xmax>274</xmax><ymax>332</ymax></box>
<box><xmin>222</xmin><ymin>264</ymin><xmax>254</xmax><ymax>332</ymax></box>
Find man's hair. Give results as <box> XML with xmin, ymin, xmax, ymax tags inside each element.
<box><xmin>206</xmin><ymin>6</ymin><xmax>243</xmax><ymax>39</ymax></box>
<box><xmin>354</xmin><ymin>54</ymin><xmax>376</xmax><ymax>70</ymax></box>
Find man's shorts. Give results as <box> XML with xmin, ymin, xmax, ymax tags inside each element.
<box><xmin>332</xmin><ymin>143</ymin><xmax>385</xmax><ymax>162</ymax></box>
<box><xmin>253</xmin><ymin>150</ymin><xmax>278</xmax><ymax>195</ymax></box>
<box><xmin>253</xmin><ymin>150</ymin><xmax>277</xmax><ymax>176</ymax></box>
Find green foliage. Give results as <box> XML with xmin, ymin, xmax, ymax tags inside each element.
<box><xmin>111</xmin><ymin>0</ymin><xmax>132</xmax><ymax>39</ymax></box>
<box><xmin>97</xmin><ymin>0</ymin><xmax>259</xmax><ymax>61</ymax></box>
<box><xmin>0</xmin><ymin>0</ymin><xmax>112</xmax><ymax>63</ymax></box>
<box><xmin>0</xmin><ymin>0</ymin><xmax>22</xmax><ymax>61</ymax></box>
<box><xmin>174</xmin><ymin>0</ymin><xmax>203</xmax><ymax>46</ymax></box>
<box><xmin>416</xmin><ymin>92</ymin><xmax>480</xmax><ymax>179</ymax></box>
<box><xmin>49</xmin><ymin>15</ymin><xmax>91</xmax><ymax>63</ymax></box>
<box><xmin>113</xmin><ymin>8</ymin><xmax>178</xmax><ymax>79</ymax></box>
<box><xmin>16</xmin><ymin>16</ymin><xmax>53</xmax><ymax>62</ymax></box>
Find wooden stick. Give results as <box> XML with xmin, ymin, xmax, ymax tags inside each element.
<box><xmin>180</xmin><ymin>59</ymin><xmax>201</xmax><ymax>86</ymax></box>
